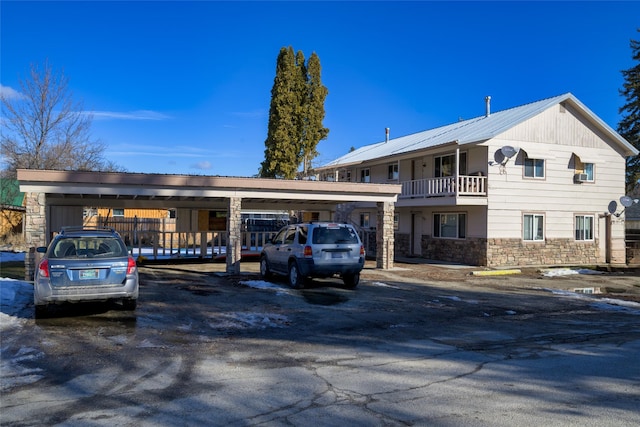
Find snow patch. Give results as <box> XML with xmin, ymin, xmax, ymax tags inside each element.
<box><xmin>208</xmin><ymin>312</ymin><xmax>289</xmax><ymax>329</ymax></box>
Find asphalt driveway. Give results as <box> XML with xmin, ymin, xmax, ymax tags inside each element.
<box><xmin>1</xmin><ymin>261</ymin><xmax>639</xmax><ymax>426</ymax></box>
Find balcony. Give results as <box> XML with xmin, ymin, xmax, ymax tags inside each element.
<box><xmin>399</xmin><ymin>175</ymin><xmax>487</xmax><ymax>199</ymax></box>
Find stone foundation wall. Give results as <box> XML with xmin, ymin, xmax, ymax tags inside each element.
<box><xmin>486</xmin><ymin>238</ymin><xmax>600</xmax><ymax>267</ymax></box>
<box><xmin>394</xmin><ymin>233</ymin><xmax>410</xmax><ymax>257</ymax></box>
<box><xmin>421</xmin><ymin>236</ymin><xmax>487</xmax><ymax>265</ymax></box>
<box><xmin>415</xmin><ymin>236</ymin><xmax>600</xmax><ymax>267</ymax></box>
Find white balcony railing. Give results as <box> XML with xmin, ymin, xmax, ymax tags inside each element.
<box><xmin>399</xmin><ymin>175</ymin><xmax>487</xmax><ymax>199</ymax></box>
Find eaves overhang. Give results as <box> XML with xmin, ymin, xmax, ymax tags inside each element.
<box><xmin>17</xmin><ymin>169</ymin><xmax>401</xmax><ymax>207</ymax></box>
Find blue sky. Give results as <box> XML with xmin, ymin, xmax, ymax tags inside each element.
<box><xmin>1</xmin><ymin>1</ymin><xmax>639</xmax><ymax>177</ymax></box>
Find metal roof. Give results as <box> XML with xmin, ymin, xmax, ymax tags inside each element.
<box><xmin>318</xmin><ymin>93</ymin><xmax>638</xmax><ymax>169</ymax></box>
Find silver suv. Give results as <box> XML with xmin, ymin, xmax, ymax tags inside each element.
<box><xmin>34</xmin><ymin>227</ymin><xmax>139</xmax><ymax>317</ymax></box>
<box><xmin>260</xmin><ymin>222</ymin><xmax>365</xmax><ymax>288</ymax></box>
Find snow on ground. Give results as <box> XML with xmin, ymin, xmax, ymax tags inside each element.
<box><xmin>1</xmin><ymin>277</ymin><xmax>32</xmax><ymax>331</ymax></box>
<box><xmin>2</xmin><ymin>250</ymin><xmax>640</xmax><ymax>334</ymax></box>
<box><xmin>546</xmin><ymin>288</ymin><xmax>640</xmax><ymax>314</ymax></box>
<box><xmin>239</xmin><ymin>280</ymin><xmax>291</xmax><ymax>295</ymax></box>
<box><xmin>541</xmin><ymin>268</ymin><xmax>604</xmax><ymax>277</ymax></box>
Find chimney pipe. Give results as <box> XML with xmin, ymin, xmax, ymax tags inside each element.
<box><xmin>485</xmin><ymin>96</ymin><xmax>491</xmax><ymax>117</ymax></box>
<box><xmin>385</xmin><ymin>127</ymin><xmax>390</xmax><ymax>143</ymax></box>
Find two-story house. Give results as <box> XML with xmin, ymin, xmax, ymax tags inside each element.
<box><xmin>315</xmin><ymin>93</ymin><xmax>639</xmax><ymax>267</ymax></box>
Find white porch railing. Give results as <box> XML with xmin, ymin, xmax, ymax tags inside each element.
<box><xmin>128</xmin><ymin>230</ymin><xmax>277</xmax><ymax>261</ymax></box>
<box><xmin>400</xmin><ymin>175</ymin><xmax>487</xmax><ymax>199</ymax></box>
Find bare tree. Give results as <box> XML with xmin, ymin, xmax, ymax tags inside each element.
<box><xmin>1</xmin><ymin>61</ymin><xmax>122</xmax><ymax>178</ymax></box>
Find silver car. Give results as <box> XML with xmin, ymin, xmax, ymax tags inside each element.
<box><xmin>260</xmin><ymin>222</ymin><xmax>365</xmax><ymax>289</ymax></box>
<box><xmin>33</xmin><ymin>227</ymin><xmax>139</xmax><ymax>317</ymax></box>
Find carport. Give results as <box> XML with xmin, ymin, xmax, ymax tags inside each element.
<box><xmin>17</xmin><ymin>169</ymin><xmax>400</xmax><ymax>278</ymax></box>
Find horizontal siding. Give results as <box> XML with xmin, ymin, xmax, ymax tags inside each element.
<box><xmin>485</xmin><ymin>104</ymin><xmax>626</xmax><ymax>239</ymax></box>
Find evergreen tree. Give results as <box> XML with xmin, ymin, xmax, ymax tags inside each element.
<box><xmin>260</xmin><ymin>47</ymin><xmax>328</xmax><ymax>178</ymax></box>
<box><xmin>618</xmin><ymin>29</ymin><xmax>640</xmax><ymax>192</ymax></box>
<box><xmin>302</xmin><ymin>52</ymin><xmax>329</xmax><ymax>174</ymax></box>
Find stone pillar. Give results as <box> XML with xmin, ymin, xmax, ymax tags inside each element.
<box><xmin>226</xmin><ymin>197</ymin><xmax>242</xmax><ymax>274</ymax></box>
<box><xmin>24</xmin><ymin>192</ymin><xmax>47</xmax><ymax>280</ymax></box>
<box><xmin>376</xmin><ymin>201</ymin><xmax>395</xmax><ymax>269</ymax></box>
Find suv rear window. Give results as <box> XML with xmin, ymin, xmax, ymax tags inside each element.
<box><xmin>312</xmin><ymin>225</ymin><xmax>359</xmax><ymax>244</ymax></box>
<box><xmin>51</xmin><ymin>237</ymin><xmax>128</xmax><ymax>259</ymax></box>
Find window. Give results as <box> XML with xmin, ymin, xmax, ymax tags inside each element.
<box><xmin>433</xmin><ymin>213</ymin><xmax>466</xmax><ymax>239</ymax></box>
<box><xmin>524</xmin><ymin>157</ymin><xmax>545</xmax><ymax>178</ymax></box>
<box><xmin>576</xmin><ymin>160</ymin><xmax>594</xmax><ymax>181</ymax></box>
<box><xmin>435</xmin><ymin>152</ymin><xmax>467</xmax><ymax>177</ymax></box>
<box><xmin>387</xmin><ymin>163</ymin><xmax>399</xmax><ymax>180</ymax></box>
<box><xmin>523</xmin><ymin>214</ymin><xmax>544</xmax><ymax>241</ymax></box>
<box><xmin>394</xmin><ymin>214</ymin><xmax>399</xmax><ymax>230</ymax></box>
<box><xmin>583</xmin><ymin>163</ymin><xmax>594</xmax><ymax>181</ymax></box>
<box><xmin>575</xmin><ymin>215</ymin><xmax>594</xmax><ymax>241</ymax></box>
<box><xmin>113</xmin><ymin>209</ymin><xmax>125</xmax><ymax>217</ymax></box>
<box><xmin>360</xmin><ymin>168</ymin><xmax>370</xmax><ymax>183</ymax></box>
<box><xmin>284</xmin><ymin>228</ymin><xmax>296</xmax><ymax>244</ymax></box>
<box><xmin>360</xmin><ymin>213</ymin><xmax>370</xmax><ymax>228</ymax></box>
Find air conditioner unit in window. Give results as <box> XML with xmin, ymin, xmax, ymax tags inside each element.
<box><xmin>574</xmin><ymin>173</ymin><xmax>589</xmax><ymax>183</ymax></box>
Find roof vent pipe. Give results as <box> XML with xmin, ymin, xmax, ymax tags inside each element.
<box><xmin>385</xmin><ymin>127</ymin><xmax>390</xmax><ymax>143</ymax></box>
<box><xmin>485</xmin><ymin>96</ymin><xmax>491</xmax><ymax>117</ymax></box>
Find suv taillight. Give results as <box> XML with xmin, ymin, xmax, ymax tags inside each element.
<box><xmin>127</xmin><ymin>256</ymin><xmax>137</xmax><ymax>275</ymax></box>
<box><xmin>360</xmin><ymin>245</ymin><xmax>365</xmax><ymax>256</ymax></box>
<box><xmin>303</xmin><ymin>245</ymin><xmax>313</xmax><ymax>258</ymax></box>
<box><xmin>38</xmin><ymin>259</ymin><xmax>50</xmax><ymax>278</ymax></box>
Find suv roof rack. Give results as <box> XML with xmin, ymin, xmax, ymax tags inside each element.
<box><xmin>59</xmin><ymin>226</ymin><xmax>117</xmax><ymax>234</ymax></box>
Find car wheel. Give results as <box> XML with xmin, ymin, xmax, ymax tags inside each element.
<box><xmin>288</xmin><ymin>261</ymin><xmax>305</xmax><ymax>289</ymax></box>
<box><xmin>260</xmin><ymin>256</ymin><xmax>272</xmax><ymax>279</ymax></box>
<box><xmin>343</xmin><ymin>273</ymin><xmax>360</xmax><ymax>289</ymax></box>
<box><xmin>122</xmin><ymin>298</ymin><xmax>137</xmax><ymax>311</ymax></box>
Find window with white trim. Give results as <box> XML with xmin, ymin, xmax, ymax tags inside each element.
<box><xmin>524</xmin><ymin>157</ymin><xmax>545</xmax><ymax>178</ymax></box>
<box><xmin>433</xmin><ymin>213</ymin><xmax>466</xmax><ymax>239</ymax></box>
<box><xmin>388</xmin><ymin>163</ymin><xmax>399</xmax><ymax>180</ymax></box>
<box><xmin>113</xmin><ymin>209</ymin><xmax>125</xmax><ymax>217</ymax></box>
<box><xmin>360</xmin><ymin>168</ymin><xmax>370</xmax><ymax>183</ymax></box>
<box><xmin>523</xmin><ymin>214</ymin><xmax>544</xmax><ymax>241</ymax></box>
<box><xmin>575</xmin><ymin>215</ymin><xmax>594</xmax><ymax>241</ymax></box>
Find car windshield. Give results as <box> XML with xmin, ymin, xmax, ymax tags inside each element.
<box><xmin>50</xmin><ymin>237</ymin><xmax>128</xmax><ymax>259</ymax></box>
<box><xmin>312</xmin><ymin>226</ymin><xmax>359</xmax><ymax>244</ymax></box>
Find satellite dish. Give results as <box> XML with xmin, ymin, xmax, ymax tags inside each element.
<box><xmin>608</xmin><ymin>201</ymin><xmax>618</xmax><ymax>215</ymax></box>
<box><xmin>620</xmin><ymin>196</ymin><xmax>634</xmax><ymax>207</ymax></box>
<box><xmin>493</xmin><ymin>150</ymin><xmax>505</xmax><ymax>164</ymax></box>
<box><xmin>501</xmin><ymin>146</ymin><xmax>519</xmax><ymax>159</ymax></box>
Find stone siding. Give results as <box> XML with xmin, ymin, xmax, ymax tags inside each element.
<box><xmin>376</xmin><ymin>202</ymin><xmax>395</xmax><ymax>269</ymax></box>
<box><xmin>486</xmin><ymin>238</ymin><xmax>600</xmax><ymax>267</ymax></box>
<box><xmin>421</xmin><ymin>236</ymin><xmax>487</xmax><ymax>265</ymax></box>
<box><xmin>394</xmin><ymin>233</ymin><xmax>410</xmax><ymax>257</ymax></box>
<box><xmin>24</xmin><ymin>192</ymin><xmax>47</xmax><ymax>280</ymax></box>
<box><xmin>417</xmin><ymin>235</ymin><xmax>600</xmax><ymax>267</ymax></box>
<box><xmin>226</xmin><ymin>197</ymin><xmax>243</xmax><ymax>274</ymax></box>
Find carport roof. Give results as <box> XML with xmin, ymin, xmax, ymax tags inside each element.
<box><xmin>17</xmin><ymin>169</ymin><xmax>401</xmax><ymax>210</ymax></box>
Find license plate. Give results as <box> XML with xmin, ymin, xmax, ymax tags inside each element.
<box><xmin>331</xmin><ymin>252</ymin><xmax>343</xmax><ymax>259</ymax></box>
<box><xmin>80</xmin><ymin>269</ymin><xmax>99</xmax><ymax>280</ymax></box>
